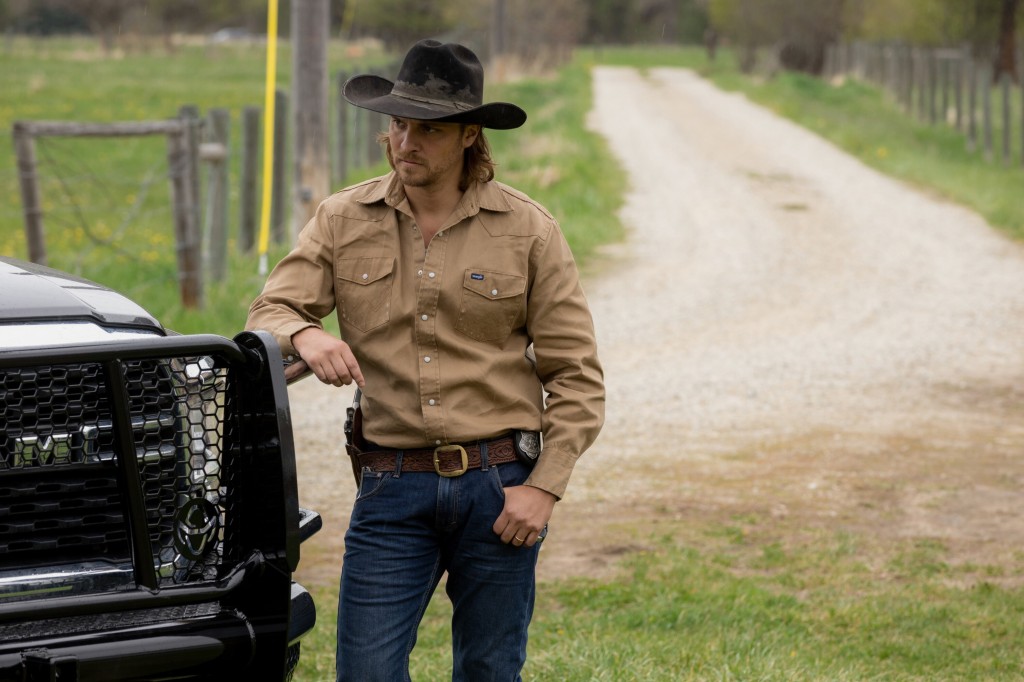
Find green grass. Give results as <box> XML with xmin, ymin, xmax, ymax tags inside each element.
<box><xmin>294</xmin><ymin>533</ymin><xmax>1024</xmax><ymax>681</ymax></box>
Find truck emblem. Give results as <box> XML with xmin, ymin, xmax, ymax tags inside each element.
<box><xmin>7</xmin><ymin>425</ymin><xmax>99</xmax><ymax>468</ymax></box>
<box><xmin>174</xmin><ymin>498</ymin><xmax>220</xmax><ymax>561</ymax></box>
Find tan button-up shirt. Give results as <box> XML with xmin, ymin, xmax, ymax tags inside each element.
<box><xmin>247</xmin><ymin>172</ymin><xmax>604</xmax><ymax>498</ymax></box>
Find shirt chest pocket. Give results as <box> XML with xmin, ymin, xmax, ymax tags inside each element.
<box><xmin>336</xmin><ymin>256</ymin><xmax>395</xmax><ymax>333</ymax></box>
<box><xmin>455</xmin><ymin>270</ymin><xmax>526</xmax><ymax>344</ymax></box>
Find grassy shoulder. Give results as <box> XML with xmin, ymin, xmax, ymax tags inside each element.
<box><xmin>296</xmin><ymin>530</ymin><xmax>1024</xmax><ymax>681</ymax></box>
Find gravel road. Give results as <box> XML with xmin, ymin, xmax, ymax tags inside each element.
<box><xmin>290</xmin><ymin>67</ymin><xmax>1024</xmax><ymax>587</ymax></box>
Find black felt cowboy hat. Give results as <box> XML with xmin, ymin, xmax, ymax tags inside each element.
<box><xmin>343</xmin><ymin>40</ymin><xmax>526</xmax><ymax>130</ymax></box>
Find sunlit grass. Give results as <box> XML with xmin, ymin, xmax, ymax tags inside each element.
<box><xmin>294</xmin><ymin>532</ymin><xmax>1024</xmax><ymax>681</ymax></box>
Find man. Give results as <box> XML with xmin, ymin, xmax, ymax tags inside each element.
<box><xmin>247</xmin><ymin>39</ymin><xmax>604</xmax><ymax>681</ymax></box>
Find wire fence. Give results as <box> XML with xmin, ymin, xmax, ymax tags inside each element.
<box><xmin>3</xmin><ymin>64</ymin><xmax>397</xmax><ymax>307</ymax></box>
<box><xmin>823</xmin><ymin>41</ymin><xmax>1024</xmax><ymax>167</ymax></box>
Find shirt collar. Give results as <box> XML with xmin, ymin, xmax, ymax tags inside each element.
<box><xmin>357</xmin><ymin>172</ymin><xmax>514</xmax><ymax>219</ymax></box>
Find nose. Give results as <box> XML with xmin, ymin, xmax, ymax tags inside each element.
<box><xmin>391</xmin><ymin>123</ymin><xmax>416</xmax><ymax>152</ymax></box>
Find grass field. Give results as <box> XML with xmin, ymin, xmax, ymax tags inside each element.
<box><xmin>5</xmin><ymin>37</ymin><xmax>1024</xmax><ymax>681</ymax></box>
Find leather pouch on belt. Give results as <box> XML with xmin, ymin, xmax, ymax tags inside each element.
<box><xmin>344</xmin><ymin>389</ymin><xmax>367</xmax><ymax>485</ymax></box>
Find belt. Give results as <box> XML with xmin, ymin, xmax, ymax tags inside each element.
<box><xmin>355</xmin><ymin>435</ymin><xmax>517</xmax><ymax>477</ymax></box>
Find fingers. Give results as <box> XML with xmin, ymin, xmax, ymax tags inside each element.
<box><xmin>338</xmin><ymin>343</ymin><xmax>366</xmax><ymax>387</ymax></box>
<box><xmin>497</xmin><ymin>522</ymin><xmax>544</xmax><ymax>548</ymax></box>
<box><xmin>291</xmin><ymin>328</ymin><xmax>365</xmax><ymax>388</ymax></box>
<box><xmin>492</xmin><ymin>486</ymin><xmax>555</xmax><ymax>549</ymax></box>
<box><xmin>316</xmin><ymin>352</ymin><xmax>357</xmax><ymax>387</ymax></box>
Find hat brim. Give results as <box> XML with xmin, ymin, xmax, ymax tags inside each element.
<box><xmin>343</xmin><ymin>75</ymin><xmax>526</xmax><ymax>130</ymax></box>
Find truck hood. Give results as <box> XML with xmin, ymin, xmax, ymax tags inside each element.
<box><xmin>0</xmin><ymin>257</ymin><xmax>164</xmax><ymax>332</ymax></box>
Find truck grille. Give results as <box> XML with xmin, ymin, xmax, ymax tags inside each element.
<box><xmin>0</xmin><ymin>354</ymin><xmax>231</xmax><ymax>599</ymax></box>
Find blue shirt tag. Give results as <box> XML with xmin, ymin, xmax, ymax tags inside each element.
<box><xmin>471</xmin><ymin>273</ymin><xmax>485</xmax><ymax>280</ymax></box>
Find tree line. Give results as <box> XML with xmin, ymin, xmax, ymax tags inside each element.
<box><xmin>1</xmin><ymin>0</ymin><xmax>1018</xmax><ymax>80</ymax></box>
<box><xmin>708</xmin><ymin>0</ymin><xmax>1020</xmax><ymax>80</ymax></box>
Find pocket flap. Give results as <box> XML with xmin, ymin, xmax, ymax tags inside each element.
<box><xmin>462</xmin><ymin>270</ymin><xmax>526</xmax><ymax>300</ymax></box>
<box><xmin>337</xmin><ymin>257</ymin><xmax>394</xmax><ymax>286</ymax></box>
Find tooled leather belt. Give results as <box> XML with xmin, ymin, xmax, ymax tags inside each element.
<box><xmin>355</xmin><ymin>434</ymin><xmax>517</xmax><ymax>477</ymax></box>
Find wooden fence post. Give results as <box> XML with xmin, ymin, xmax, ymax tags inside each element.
<box><xmin>272</xmin><ymin>88</ymin><xmax>288</xmax><ymax>244</ymax></box>
<box><xmin>919</xmin><ymin>48</ymin><xmax>928</xmax><ymax>122</ymax></box>
<box><xmin>999</xmin><ymin>72</ymin><xmax>1012</xmax><ymax>165</ymax></box>
<box><xmin>953</xmin><ymin>51</ymin><xmax>963</xmax><ymax>131</ymax></box>
<box><xmin>366</xmin><ymin>71</ymin><xmax>379</xmax><ymax>165</ymax></box>
<box><xmin>981</xmin><ymin>63</ymin><xmax>993</xmax><ymax>162</ymax></box>
<box><xmin>939</xmin><ymin>55</ymin><xmax>949</xmax><ymax>124</ymax></box>
<box><xmin>927</xmin><ymin>49</ymin><xmax>938</xmax><ymax>125</ymax></box>
<box><xmin>167</xmin><ymin>119</ymin><xmax>202</xmax><ymax>308</ymax></box>
<box><xmin>203</xmin><ymin>108</ymin><xmax>230</xmax><ymax>281</ymax></box>
<box><xmin>335</xmin><ymin>70</ymin><xmax>349</xmax><ymax>186</ymax></box>
<box><xmin>239</xmin><ymin>106</ymin><xmax>260</xmax><ymax>253</ymax></box>
<box><xmin>966</xmin><ymin>56</ymin><xmax>978</xmax><ymax>153</ymax></box>
<box><xmin>12</xmin><ymin>122</ymin><xmax>46</xmax><ymax>265</ymax></box>
<box><xmin>291</xmin><ymin>0</ymin><xmax>331</xmax><ymax>241</ymax></box>
<box><xmin>1015</xmin><ymin>48</ymin><xmax>1024</xmax><ymax>164</ymax></box>
<box><xmin>1019</xmin><ymin>47</ymin><xmax>1024</xmax><ymax>166</ymax></box>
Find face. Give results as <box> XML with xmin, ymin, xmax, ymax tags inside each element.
<box><xmin>388</xmin><ymin>117</ymin><xmax>479</xmax><ymax>191</ymax></box>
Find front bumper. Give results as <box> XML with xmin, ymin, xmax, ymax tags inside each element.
<box><xmin>0</xmin><ymin>332</ymin><xmax>320</xmax><ymax>681</ymax></box>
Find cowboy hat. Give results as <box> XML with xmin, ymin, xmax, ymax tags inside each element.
<box><xmin>343</xmin><ymin>40</ymin><xmax>526</xmax><ymax>130</ymax></box>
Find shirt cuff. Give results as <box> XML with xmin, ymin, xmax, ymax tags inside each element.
<box><xmin>523</xmin><ymin>445</ymin><xmax>578</xmax><ymax>500</ymax></box>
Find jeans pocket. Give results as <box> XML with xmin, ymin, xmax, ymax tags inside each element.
<box><xmin>355</xmin><ymin>469</ymin><xmax>391</xmax><ymax>501</ymax></box>
<box><xmin>489</xmin><ymin>460</ymin><xmax>532</xmax><ymax>494</ymax></box>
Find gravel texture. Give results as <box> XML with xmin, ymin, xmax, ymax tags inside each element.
<box><xmin>290</xmin><ymin>67</ymin><xmax>1024</xmax><ymax>587</ymax></box>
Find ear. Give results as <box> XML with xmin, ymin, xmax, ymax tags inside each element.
<box><xmin>462</xmin><ymin>124</ymin><xmax>481</xmax><ymax>149</ymax></box>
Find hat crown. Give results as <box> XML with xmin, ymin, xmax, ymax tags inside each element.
<box><xmin>341</xmin><ymin>39</ymin><xmax>526</xmax><ymax>129</ymax></box>
<box><xmin>391</xmin><ymin>40</ymin><xmax>484</xmax><ymax>110</ymax></box>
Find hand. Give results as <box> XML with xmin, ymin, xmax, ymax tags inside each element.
<box><xmin>492</xmin><ymin>485</ymin><xmax>557</xmax><ymax>548</ymax></box>
<box><xmin>291</xmin><ymin>327</ymin><xmax>365</xmax><ymax>388</ymax></box>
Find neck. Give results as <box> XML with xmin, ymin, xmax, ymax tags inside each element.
<box><xmin>404</xmin><ymin>182</ymin><xmax>463</xmax><ymax>244</ymax></box>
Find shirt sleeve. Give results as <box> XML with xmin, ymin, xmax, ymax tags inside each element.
<box><xmin>522</xmin><ymin>221</ymin><xmax>605</xmax><ymax>499</ymax></box>
<box><xmin>245</xmin><ymin>202</ymin><xmax>337</xmax><ymax>356</ymax></box>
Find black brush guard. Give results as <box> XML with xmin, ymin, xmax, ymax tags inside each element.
<box><xmin>0</xmin><ymin>331</ymin><xmax>319</xmax><ymax>681</ymax></box>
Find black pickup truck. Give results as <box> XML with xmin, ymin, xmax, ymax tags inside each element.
<box><xmin>0</xmin><ymin>256</ymin><xmax>320</xmax><ymax>681</ymax></box>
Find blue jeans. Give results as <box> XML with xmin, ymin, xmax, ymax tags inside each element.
<box><xmin>336</xmin><ymin>448</ymin><xmax>541</xmax><ymax>682</ymax></box>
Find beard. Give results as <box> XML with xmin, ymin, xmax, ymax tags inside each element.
<box><xmin>391</xmin><ymin>140</ymin><xmax>465</xmax><ymax>190</ymax></box>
